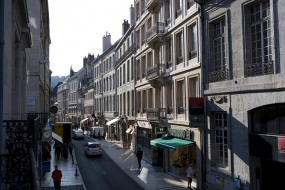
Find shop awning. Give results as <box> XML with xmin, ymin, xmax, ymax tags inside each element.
<box><xmin>150</xmin><ymin>136</ymin><xmax>195</xmax><ymax>151</ymax></box>
<box><xmin>52</xmin><ymin>132</ymin><xmax>63</xmax><ymax>143</ymax></box>
<box><xmin>106</xmin><ymin>117</ymin><xmax>120</xmax><ymax>126</ymax></box>
<box><xmin>80</xmin><ymin>118</ymin><xmax>89</xmax><ymax>123</ymax></box>
<box><xmin>126</xmin><ymin>128</ymin><xmax>133</xmax><ymax>133</ymax></box>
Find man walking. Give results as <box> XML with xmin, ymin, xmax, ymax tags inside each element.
<box><xmin>52</xmin><ymin>165</ymin><xmax>62</xmax><ymax>190</ymax></box>
<box><xmin>98</xmin><ymin>130</ymin><xmax>101</xmax><ymax>140</ymax></box>
<box><xmin>136</xmin><ymin>147</ymin><xmax>143</xmax><ymax>169</ymax></box>
<box><xmin>68</xmin><ymin>141</ymin><xmax>74</xmax><ymax>156</ymax></box>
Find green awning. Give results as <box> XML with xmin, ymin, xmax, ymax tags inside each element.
<box><xmin>150</xmin><ymin>136</ymin><xmax>195</xmax><ymax>151</ymax></box>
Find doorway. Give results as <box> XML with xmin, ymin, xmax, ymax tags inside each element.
<box><xmin>260</xmin><ymin>158</ymin><xmax>285</xmax><ymax>189</ymax></box>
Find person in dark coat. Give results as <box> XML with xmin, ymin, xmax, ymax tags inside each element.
<box><xmin>62</xmin><ymin>143</ymin><xmax>68</xmax><ymax>159</ymax></box>
<box><xmin>136</xmin><ymin>147</ymin><xmax>143</xmax><ymax>169</ymax></box>
<box><xmin>53</xmin><ymin>142</ymin><xmax>61</xmax><ymax>160</ymax></box>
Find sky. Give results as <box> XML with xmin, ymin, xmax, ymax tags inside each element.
<box><xmin>49</xmin><ymin>0</ymin><xmax>134</xmax><ymax>76</ymax></box>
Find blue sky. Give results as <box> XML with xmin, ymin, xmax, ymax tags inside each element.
<box><xmin>49</xmin><ymin>0</ymin><xmax>134</xmax><ymax>76</ymax></box>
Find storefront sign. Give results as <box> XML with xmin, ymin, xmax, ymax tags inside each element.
<box><xmin>155</xmin><ymin>127</ymin><xmax>167</xmax><ymax>135</ymax></box>
<box><xmin>168</xmin><ymin>128</ymin><xmax>191</xmax><ymax>141</ymax></box>
<box><xmin>189</xmin><ymin>97</ymin><xmax>204</xmax><ymax>115</ymax></box>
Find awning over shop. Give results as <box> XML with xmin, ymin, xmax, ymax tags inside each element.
<box><xmin>150</xmin><ymin>136</ymin><xmax>195</xmax><ymax>151</ymax></box>
<box><xmin>126</xmin><ymin>128</ymin><xmax>133</xmax><ymax>133</ymax></box>
<box><xmin>80</xmin><ymin>118</ymin><xmax>89</xmax><ymax>123</ymax></box>
<box><xmin>52</xmin><ymin>132</ymin><xmax>63</xmax><ymax>143</ymax></box>
<box><xmin>106</xmin><ymin>117</ymin><xmax>120</xmax><ymax>126</ymax></box>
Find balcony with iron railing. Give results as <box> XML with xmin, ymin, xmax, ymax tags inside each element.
<box><xmin>245</xmin><ymin>61</ymin><xmax>274</xmax><ymax>77</ymax></box>
<box><xmin>166</xmin><ymin>18</ymin><xmax>171</xmax><ymax>25</ymax></box>
<box><xmin>167</xmin><ymin>107</ymin><xmax>173</xmax><ymax>114</ymax></box>
<box><xmin>146</xmin><ymin>108</ymin><xmax>166</xmax><ymax>120</ymax></box>
<box><xmin>146</xmin><ymin>22</ymin><xmax>164</xmax><ymax>48</ymax></box>
<box><xmin>146</xmin><ymin>0</ymin><xmax>162</xmax><ymax>13</ymax></box>
<box><xmin>167</xmin><ymin>61</ymin><xmax>172</xmax><ymax>68</ymax></box>
<box><xmin>209</xmin><ymin>69</ymin><xmax>229</xmax><ymax>83</ymax></box>
<box><xmin>146</xmin><ymin>63</ymin><xmax>165</xmax><ymax>80</ymax></box>
<box><xmin>137</xmin><ymin>75</ymin><xmax>140</xmax><ymax>81</ymax></box>
<box><xmin>115</xmin><ymin>45</ymin><xmax>135</xmax><ymax>66</ymax></box>
<box><xmin>177</xmin><ymin>56</ymin><xmax>183</xmax><ymax>64</ymax></box>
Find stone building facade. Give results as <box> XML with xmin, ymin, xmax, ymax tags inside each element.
<box><xmin>200</xmin><ymin>0</ymin><xmax>285</xmax><ymax>189</ymax></box>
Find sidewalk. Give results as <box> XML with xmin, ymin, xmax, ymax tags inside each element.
<box><xmin>84</xmin><ymin>133</ymin><xmax>191</xmax><ymax>190</ymax></box>
<box><xmin>41</xmin><ymin>140</ymin><xmax>86</xmax><ymax>190</ymax></box>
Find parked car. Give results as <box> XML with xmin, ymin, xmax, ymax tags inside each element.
<box><xmin>89</xmin><ymin>127</ymin><xmax>104</xmax><ymax>138</ymax></box>
<box><xmin>84</xmin><ymin>142</ymin><xmax>102</xmax><ymax>156</ymax></box>
<box><xmin>72</xmin><ymin>130</ymin><xmax>84</xmax><ymax>139</ymax></box>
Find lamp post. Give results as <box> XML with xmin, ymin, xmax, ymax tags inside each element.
<box><xmin>39</xmin><ymin>59</ymin><xmax>48</xmax><ymax>124</ymax></box>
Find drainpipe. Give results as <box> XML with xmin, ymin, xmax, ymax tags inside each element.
<box><xmin>0</xmin><ymin>0</ymin><xmax>4</xmax><ymax>156</ymax></box>
<box><xmin>194</xmin><ymin>0</ymin><xmax>205</xmax><ymax>189</ymax></box>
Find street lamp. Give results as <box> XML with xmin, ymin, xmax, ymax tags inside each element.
<box><xmin>39</xmin><ymin>59</ymin><xmax>48</xmax><ymax>124</ymax></box>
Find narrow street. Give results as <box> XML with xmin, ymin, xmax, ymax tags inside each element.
<box><xmin>72</xmin><ymin>138</ymin><xmax>144</xmax><ymax>190</ymax></box>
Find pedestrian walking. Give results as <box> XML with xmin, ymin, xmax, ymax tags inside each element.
<box><xmin>53</xmin><ymin>142</ymin><xmax>61</xmax><ymax>160</ymax></box>
<box><xmin>75</xmin><ymin>123</ymin><xmax>78</xmax><ymax>130</ymax></box>
<box><xmin>136</xmin><ymin>147</ymin><xmax>143</xmax><ymax>169</ymax></box>
<box><xmin>62</xmin><ymin>143</ymin><xmax>68</xmax><ymax>159</ymax></box>
<box><xmin>98</xmin><ymin>130</ymin><xmax>101</xmax><ymax>140</ymax></box>
<box><xmin>186</xmin><ymin>164</ymin><xmax>193</xmax><ymax>189</ymax></box>
<box><xmin>68</xmin><ymin>141</ymin><xmax>74</xmax><ymax>156</ymax></box>
<box><xmin>52</xmin><ymin>165</ymin><xmax>62</xmax><ymax>190</ymax></box>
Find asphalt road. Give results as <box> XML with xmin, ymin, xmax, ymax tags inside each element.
<box><xmin>72</xmin><ymin>137</ymin><xmax>144</xmax><ymax>190</ymax></box>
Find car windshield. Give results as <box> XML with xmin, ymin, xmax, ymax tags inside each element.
<box><xmin>75</xmin><ymin>131</ymin><xmax>82</xmax><ymax>134</ymax></box>
<box><xmin>89</xmin><ymin>144</ymin><xmax>100</xmax><ymax>148</ymax></box>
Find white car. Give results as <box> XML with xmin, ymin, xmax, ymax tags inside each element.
<box><xmin>84</xmin><ymin>142</ymin><xmax>102</xmax><ymax>156</ymax></box>
<box><xmin>72</xmin><ymin>130</ymin><xmax>84</xmax><ymax>139</ymax></box>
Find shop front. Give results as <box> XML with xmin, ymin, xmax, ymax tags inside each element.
<box><xmin>151</xmin><ymin>129</ymin><xmax>196</xmax><ymax>176</ymax></box>
<box><xmin>136</xmin><ymin>121</ymin><xmax>152</xmax><ymax>162</ymax></box>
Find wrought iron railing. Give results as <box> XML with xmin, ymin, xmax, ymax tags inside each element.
<box><xmin>245</xmin><ymin>61</ymin><xmax>274</xmax><ymax>77</ymax></box>
<box><xmin>1</xmin><ymin>119</ymin><xmax>41</xmax><ymax>190</ymax></box>
<box><xmin>143</xmin><ymin>108</ymin><xmax>147</xmax><ymax>113</ymax></box>
<box><xmin>166</xmin><ymin>18</ymin><xmax>171</xmax><ymax>25</ymax></box>
<box><xmin>209</xmin><ymin>69</ymin><xmax>229</xmax><ymax>83</ymax></box>
<box><xmin>146</xmin><ymin>108</ymin><xmax>166</xmax><ymax>120</ymax></box>
<box><xmin>137</xmin><ymin>75</ymin><xmax>140</xmax><ymax>81</ymax></box>
<box><xmin>146</xmin><ymin>22</ymin><xmax>164</xmax><ymax>42</ymax></box>
<box><xmin>146</xmin><ymin>64</ymin><xmax>165</xmax><ymax>80</ymax></box>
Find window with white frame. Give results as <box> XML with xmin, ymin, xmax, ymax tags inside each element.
<box><xmin>188</xmin><ymin>24</ymin><xmax>197</xmax><ymax>60</ymax></box>
<box><xmin>214</xmin><ymin>112</ymin><xmax>228</xmax><ymax>167</ymax></box>
<box><xmin>213</xmin><ymin>19</ymin><xmax>226</xmax><ymax>71</ymax></box>
<box><xmin>189</xmin><ymin>77</ymin><xmax>198</xmax><ymax>97</ymax></box>
<box><xmin>250</xmin><ymin>0</ymin><xmax>271</xmax><ymax>64</ymax></box>
<box><xmin>176</xmin><ymin>32</ymin><xmax>183</xmax><ymax>64</ymax></box>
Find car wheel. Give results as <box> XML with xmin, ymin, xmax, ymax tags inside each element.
<box><xmin>99</xmin><ymin>154</ymin><xmax>102</xmax><ymax>157</ymax></box>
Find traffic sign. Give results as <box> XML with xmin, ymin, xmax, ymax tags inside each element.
<box><xmin>50</xmin><ymin>105</ymin><xmax>58</xmax><ymax>114</ymax></box>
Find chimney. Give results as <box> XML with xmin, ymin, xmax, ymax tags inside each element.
<box><xmin>70</xmin><ymin>66</ymin><xmax>74</xmax><ymax>77</ymax></box>
<box><xmin>88</xmin><ymin>53</ymin><xmax>94</xmax><ymax>63</ymax></box>
<box><xmin>130</xmin><ymin>4</ymin><xmax>135</xmax><ymax>26</ymax></box>
<box><xmin>122</xmin><ymin>19</ymin><xmax>130</xmax><ymax>36</ymax></box>
<box><xmin>83</xmin><ymin>56</ymin><xmax>88</xmax><ymax>67</ymax></box>
<box><xmin>102</xmin><ymin>32</ymin><xmax>111</xmax><ymax>53</ymax></box>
